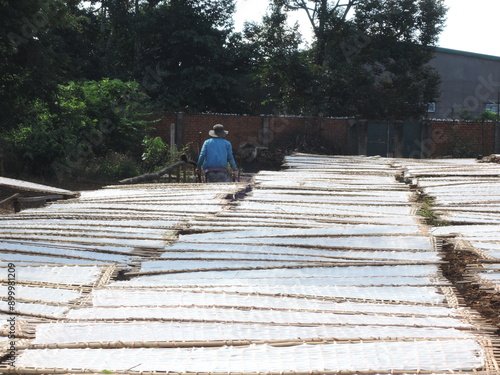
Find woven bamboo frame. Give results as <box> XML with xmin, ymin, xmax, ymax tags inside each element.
<box><xmin>97</xmin><ymin>286</ymin><xmax>453</xmax><ymax>307</ymax></box>
<box><xmin>0</xmin><ymin>366</ymin><xmax>496</xmax><ymax>375</ymax></box>
<box><xmin>3</xmin><ymin>155</ymin><xmax>500</xmax><ymax>375</ymax></box>
<box><xmin>17</xmin><ymin>336</ymin><xmax>490</xmax><ymax>350</ymax></box>
<box><xmin>124</xmin><ymin>261</ymin><xmax>444</xmax><ymax>278</ymax></box>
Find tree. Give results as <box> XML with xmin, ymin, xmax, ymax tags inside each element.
<box><xmin>243</xmin><ymin>2</ymin><xmax>313</xmax><ymax>114</ymax></box>
<box><xmin>274</xmin><ymin>0</ymin><xmax>362</xmax><ymax>66</ymax></box>
<box><xmin>265</xmin><ymin>0</ymin><xmax>447</xmax><ymax>119</ymax></box>
<box><xmin>0</xmin><ymin>0</ymin><xmax>77</xmax><ymax>131</ymax></box>
<box><xmin>350</xmin><ymin>0</ymin><xmax>447</xmax><ymax>119</ymax></box>
<box><xmin>80</xmin><ymin>0</ymin><xmax>244</xmax><ymax>113</ymax></box>
<box><xmin>7</xmin><ymin>79</ymin><xmax>150</xmax><ymax>178</ymax></box>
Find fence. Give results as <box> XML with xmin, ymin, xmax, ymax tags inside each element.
<box><xmin>149</xmin><ymin>112</ymin><xmax>500</xmax><ymax>159</ymax></box>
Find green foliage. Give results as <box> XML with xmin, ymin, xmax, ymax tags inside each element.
<box><xmin>459</xmin><ymin>109</ymin><xmax>474</xmax><ymax>121</ymax></box>
<box><xmin>0</xmin><ymin>0</ymin><xmax>451</xmax><ymax>183</ymax></box>
<box><xmin>80</xmin><ymin>0</ymin><xmax>243</xmax><ymax>113</ymax></box>
<box><xmin>7</xmin><ymin>79</ymin><xmax>150</xmax><ymax>180</ymax></box>
<box><xmin>141</xmin><ymin>136</ymin><xmax>170</xmax><ymax>172</ymax></box>
<box><xmin>417</xmin><ymin>195</ymin><xmax>450</xmax><ymax>227</ymax></box>
<box><xmin>479</xmin><ymin>110</ymin><xmax>500</xmax><ymax>122</ymax></box>
<box><xmin>243</xmin><ymin>3</ymin><xmax>311</xmax><ymax>114</ymax></box>
<box><xmin>141</xmin><ymin>136</ymin><xmax>192</xmax><ymax>173</ymax></box>
<box><xmin>460</xmin><ymin>109</ymin><xmax>499</xmax><ymax>122</ymax></box>
<box><xmin>0</xmin><ymin>0</ymin><xmax>78</xmax><ymax>131</ymax></box>
<box><xmin>81</xmin><ymin>152</ymin><xmax>140</xmax><ymax>181</ymax></box>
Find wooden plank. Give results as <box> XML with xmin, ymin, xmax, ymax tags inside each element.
<box><xmin>0</xmin><ymin>176</ymin><xmax>78</xmax><ymax>197</ymax></box>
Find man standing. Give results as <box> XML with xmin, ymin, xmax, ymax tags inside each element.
<box><xmin>196</xmin><ymin>124</ymin><xmax>237</xmax><ymax>182</ymax></box>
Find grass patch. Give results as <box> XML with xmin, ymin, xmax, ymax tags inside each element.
<box><xmin>416</xmin><ymin>194</ymin><xmax>450</xmax><ymax>227</ymax></box>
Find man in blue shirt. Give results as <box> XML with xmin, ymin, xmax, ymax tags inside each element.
<box><xmin>196</xmin><ymin>124</ymin><xmax>238</xmax><ymax>182</ymax></box>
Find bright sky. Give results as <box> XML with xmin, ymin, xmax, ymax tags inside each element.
<box><xmin>234</xmin><ymin>0</ymin><xmax>500</xmax><ymax>57</ymax></box>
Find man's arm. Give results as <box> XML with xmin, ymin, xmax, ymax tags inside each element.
<box><xmin>197</xmin><ymin>140</ymin><xmax>208</xmax><ymax>169</ymax></box>
<box><xmin>226</xmin><ymin>141</ymin><xmax>237</xmax><ymax>170</ymax></box>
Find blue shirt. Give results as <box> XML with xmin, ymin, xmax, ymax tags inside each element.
<box><xmin>197</xmin><ymin>138</ymin><xmax>237</xmax><ymax>171</ymax></box>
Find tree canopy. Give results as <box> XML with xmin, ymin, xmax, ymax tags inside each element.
<box><xmin>264</xmin><ymin>0</ymin><xmax>447</xmax><ymax>118</ymax></box>
<box><xmin>0</xmin><ymin>0</ymin><xmax>447</xmax><ymax>178</ymax></box>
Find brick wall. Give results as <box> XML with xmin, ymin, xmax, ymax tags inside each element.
<box><xmin>150</xmin><ymin>112</ymin><xmax>352</xmax><ymax>154</ymax></box>
<box><xmin>149</xmin><ymin>112</ymin><xmax>498</xmax><ymax>158</ymax></box>
<box><xmin>428</xmin><ymin>121</ymin><xmax>496</xmax><ymax>157</ymax></box>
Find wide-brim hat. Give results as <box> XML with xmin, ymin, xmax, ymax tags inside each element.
<box><xmin>209</xmin><ymin>124</ymin><xmax>228</xmax><ymax>138</ymax></box>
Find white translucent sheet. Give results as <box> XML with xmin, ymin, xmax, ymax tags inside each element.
<box><xmin>246</xmin><ymin>193</ymin><xmax>411</xmax><ymax>204</ymax></box>
<box><xmin>78</xmin><ymin>195</ymin><xmax>226</xmax><ymax>204</ymax></box>
<box><xmin>236</xmin><ymin>201</ymin><xmax>413</xmax><ymax>217</ymax></box>
<box><xmin>424</xmin><ymin>183</ymin><xmax>500</xmax><ymax>195</ymax></box>
<box><xmin>116</xmin><ymin>265</ymin><xmax>440</xmax><ymax>281</ymax></box>
<box><xmin>16</xmin><ymin>341</ymin><xmax>485</xmax><ymax>372</ymax></box>
<box><xmin>0</xmin><ymin>301</ymin><xmax>69</xmax><ymax>317</ymax></box>
<box><xmin>0</xmin><ymin>218</ymin><xmax>178</xmax><ymax>229</ymax></box>
<box><xmin>0</xmin><ymin>252</ymin><xmax>114</xmax><ymax>265</ymax></box>
<box><xmin>41</xmin><ymin>202</ymin><xmax>223</xmax><ymax>213</ymax></box>
<box><xmin>256</xmin><ymin>173</ymin><xmax>397</xmax><ymax>183</ymax></box>
<box><xmin>0</xmin><ymin>265</ymin><xmax>102</xmax><ymax>285</ymax></box>
<box><xmin>0</xmin><ymin>239</ymin><xmax>137</xmax><ymax>255</ymax></box>
<box><xmin>435</xmin><ymin>205</ymin><xmax>500</xmax><ymax>213</ymax></box>
<box><xmin>0</xmin><ymin>222</ymin><xmax>166</xmax><ymax>236</ymax></box>
<box><xmin>0</xmin><ymin>233</ymin><xmax>165</xmax><ymax>249</ymax></box>
<box><xmin>107</xmin><ymin>282</ymin><xmax>445</xmax><ymax>304</ymax></box>
<box><xmin>164</xmin><ymin>243</ymin><xmax>436</xmax><ymax>260</ymax></box>
<box><xmin>0</xmin><ymin>243</ymin><xmax>130</xmax><ymax>262</ymax></box>
<box><xmin>441</xmin><ymin>212</ymin><xmax>500</xmax><ymax>224</ymax></box>
<box><xmin>435</xmin><ymin>197</ymin><xmax>500</xmax><ymax>205</ymax></box>
<box><xmin>177</xmin><ymin>235</ymin><xmax>433</xmax><ymax>251</ymax></box>
<box><xmin>196</xmin><ymin>285</ymin><xmax>446</xmax><ymax>304</ymax></box>
<box><xmin>0</xmin><ymin>285</ymin><xmax>81</xmax><ymax>303</ymax></box>
<box><xmin>477</xmin><ymin>271</ymin><xmax>500</xmax><ymax>283</ymax></box>
<box><xmin>91</xmin><ymin>289</ymin><xmax>457</xmax><ymax>316</ymax></box>
<box><xmin>179</xmin><ymin>225</ymin><xmax>422</xmax><ymax>240</ymax></box>
<box><xmin>139</xmin><ymin>259</ymin><xmax>304</xmax><ymax>272</ymax></box>
<box><xmin>115</xmin><ymin>276</ymin><xmax>443</xmax><ymax>288</ymax></box>
<box><xmin>487</xmin><ymin>250</ymin><xmax>500</xmax><ymax>258</ymax></box>
<box><xmin>66</xmin><ymin>306</ymin><xmax>466</xmax><ymax>327</ymax></box>
<box><xmin>32</xmin><ymin>322</ymin><xmax>475</xmax><ymax>344</ymax></box>
<box><xmin>216</xmin><ymin>211</ymin><xmax>419</xmax><ymax>225</ymax></box>
<box><xmin>160</xmin><ymin>249</ymin><xmax>441</xmax><ymax>263</ymax></box>
<box><xmin>250</xmin><ymin>189</ymin><xmax>410</xmax><ymax>199</ymax></box>
<box><xmin>79</xmin><ymin>184</ymin><xmax>238</xmax><ymax>198</ymax></box>
<box><xmin>432</xmin><ymin>225</ymin><xmax>500</xmax><ymax>236</ymax></box>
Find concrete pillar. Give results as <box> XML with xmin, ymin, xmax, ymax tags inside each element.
<box><xmin>357</xmin><ymin>121</ymin><xmax>367</xmax><ymax>155</ymax></box>
<box><xmin>495</xmin><ymin>123</ymin><xmax>500</xmax><ymax>154</ymax></box>
<box><xmin>394</xmin><ymin>122</ymin><xmax>404</xmax><ymax>158</ymax></box>
<box><xmin>420</xmin><ymin>121</ymin><xmax>431</xmax><ymax>158</ymax></box>
<box><xmin>262</xmin><ymin>116</ymin><xmax>270</xmax><ymax>147</ymax></box>
<box><xmin>347</xmin><ymin>119</ymin><xmax>358</xmax><ymax>155</ymax></box>
<box><xmin>175</xmin><ymin>112</ymin><xmax>184</xmax><ymax>146</ymax></box>
<box><xmin>170</xmin><ymin>123</ymin><xmax>175</xmax><ymax>149</ymax></box>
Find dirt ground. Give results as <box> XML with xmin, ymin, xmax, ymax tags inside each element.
<box><xmin>441</xmin><ymin>242</ymin><xmax>500</xmax><ymax>334</ymax></box>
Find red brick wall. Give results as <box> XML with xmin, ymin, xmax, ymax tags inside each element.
<box><xmin>182</xmin><ymin>114</ymin><xmax>263</xmax><ymax>151</ymax></box>
<box><xmin>150</xmin><ymin>112</ymin><xmax>351</xmax><ymax>154</ymax></box>
<box><xmin>148</xmin><ymin>113</ymin><xmax>177</xmax><ymax>142</ymax></box>
<box><xmin>149</xmin><ymin>113</ymin><xmax>496</xmax><ymax>158</ymax></box>
<box><xmin>428</xmin><ymin>121</ymin><xmax>495</xmax><ymax>157</ymax></box>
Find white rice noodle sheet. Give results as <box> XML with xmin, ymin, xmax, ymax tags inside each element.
<box><xmin>16</xmin><ymin>340</ymin><xmax>485</xmax><ymax>372</ymax></box>
<box><xmin>31</xmin><ymin>322</ymin><xmax>475</xmax><ymax>344</ymax></box>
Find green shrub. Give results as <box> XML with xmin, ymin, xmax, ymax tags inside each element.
<box><xmin>81</xmin><ymin>152</ymin><xmax>140</xmax><ymax>182</ymax></box>
<box><xmin>6</xmin><ymin>79</ymin><xmax>151</xmax><ymax>180</ymax></box>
